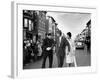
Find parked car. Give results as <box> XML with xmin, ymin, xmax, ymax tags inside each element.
<box><xmin>75</xmin><ymin>41</ymin><xmax>85</xmax><ymax>49</ymax></box>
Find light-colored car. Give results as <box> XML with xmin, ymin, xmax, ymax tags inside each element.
<box><xmin>75</xmin><ymin>41</ymin><xmax>84</xmax><ymax>49</ymax></box>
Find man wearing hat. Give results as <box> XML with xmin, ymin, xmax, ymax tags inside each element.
<box><xmin>42</xmin><ymin>33</ymin><xmax>55</xmax><ymax>68</ymax></box>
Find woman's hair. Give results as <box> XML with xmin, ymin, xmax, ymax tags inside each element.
<box><xmin>67</xmin><ymin>32</ymin><xmax>72</xmax><ymax>38</ymax></box>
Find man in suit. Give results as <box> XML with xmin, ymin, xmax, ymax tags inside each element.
<box><xmin>56</xmin><ymin>31</ymin><xmax>70</xmax><ymax>67</ymax></box>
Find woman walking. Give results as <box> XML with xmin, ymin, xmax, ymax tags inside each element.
<box><xmin>65</xmin><ymin>32</ymin><xmax>77</xmax><ymax>67</ymax></box>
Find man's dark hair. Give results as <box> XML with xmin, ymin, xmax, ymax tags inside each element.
<box><xmin>47</xmin><ymin>33</ymin><xmax>52</xmax><ymax>36</ymax></box>
<box><xmin>67</xmin><ymin>32</ymin><xmax>72</xmax><ymax>38</ymax></box>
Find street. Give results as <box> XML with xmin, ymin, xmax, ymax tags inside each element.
<box><xmin>23</xmin><ymin>10</ymin><xmax>91</xmax><ymax>70</ymax></box>
<box><xmin>23</xmin><ymin>48</ymin><xmax>91</xmax><ymax>69</ymax></box>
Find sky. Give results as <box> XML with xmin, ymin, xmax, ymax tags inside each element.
<box><xmin>47</xmin><ymin>12</ymin><xmax>91</xmax><ymax>39</ymax></box>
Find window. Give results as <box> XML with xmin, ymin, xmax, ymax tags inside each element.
<box><xmin>23</xmin><ymin>30</ymin><xmax>26</xmax><ymax>40</ymax></box>
<box><xmin>31</xmin><ymin>22</ymin><xmax>34</xmax><ymax>30</ymax></box>
<box><xmin>29</xmin><ymin>20</ymin><xmax>31</xmax><ymax>31</ymax></box>
<box><xmin>24</xmin><ymin>18</ymin><xmax>28</xmax><ymax>28</ymax></box>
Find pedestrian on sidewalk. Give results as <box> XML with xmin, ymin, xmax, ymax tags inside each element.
<box><xmin>31</xmin><ymin>36</ymin><xmax>38</xmax><ymax>62</ymax></box>
<box><xmin>56</xmin><ymin>31</ymin><xmax>70</xmax><ymax>67</ymax></box>
<box><xmin>42</xmin><ymin>33</ymin><xmax>55</xmax><ymax>68</ymax></box>
<box><xmin>65</xmin><ymin>32</ymin><xmax>77</xmax><ymax>67</ymax></box>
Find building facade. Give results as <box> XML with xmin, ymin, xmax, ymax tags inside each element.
<box><xmin>46</xmin><ymin>16</ymin><xmax>57</xmax><ymax>40</ymax></box>
<box><xmin>23</xmin><ymin>10</ymin><xmax>38</xmax><ymax>41</ymax></box>
<box><xmin>37</xmin><ymin>11</ymin><xmax>47</xmax><ymax>39</ymax></box>
<box><xmin>23</xmin><ymin>10</ymin><xmax>47</xmax><ymax>42</ymax></box>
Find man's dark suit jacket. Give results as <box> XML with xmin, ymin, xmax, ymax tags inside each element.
<box><xmin>56</xmin><ymin>36</ymin><xmax>70</xmax><ymax>57</ymax></box>
<box><xmin>42</xmin><ymin>37</ymin><xmax>54</xmax><ymax>53</ymax></box>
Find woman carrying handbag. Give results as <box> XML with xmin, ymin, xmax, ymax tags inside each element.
<box><xmin>65</xmin><ymin>32</ymin><xmax>77</xmax><ymax>67</ymax></box>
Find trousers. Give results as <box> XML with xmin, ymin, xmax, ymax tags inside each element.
<box><xmin>42</xmin><ymin>51</ymin><xmax>53</xmax><ymax>68</ymax></box>
<box><xmin>57</xmin><ymin>55</ymin><xmax>65</xmax><ymax>67</ymax></box>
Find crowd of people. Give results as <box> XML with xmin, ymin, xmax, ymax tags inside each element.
<box><xmin>23</xmin><ymin>31</ymin><xmax>77</xmax><ymax>68</ymax></box>
<box><xmin>23</xmin><ymin>35</ymin><xmax>43</xmax><ymax>66</ymax></box>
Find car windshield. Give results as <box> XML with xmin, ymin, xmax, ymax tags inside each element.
<box><xmin>77</xmin><ymin>42</ymin><xmax>82</xmax><ymax>45</ymax></box>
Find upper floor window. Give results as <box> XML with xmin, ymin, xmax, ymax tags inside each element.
<box><xmin>24</xmin><ymin>18</ymin><xmax>28</xmax><ymax>28</ymax></box>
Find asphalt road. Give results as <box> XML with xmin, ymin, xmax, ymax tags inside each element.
<box><xmin>23</xmin><ymin>49</ymin><xmax>91</xmax><ymax>69</ymax></box>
